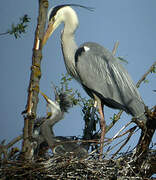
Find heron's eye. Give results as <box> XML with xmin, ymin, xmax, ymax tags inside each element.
<box><xmin>52</xmin><ymin>17</ymin><xmax>55</xmax><ymax>22</ymax></box>
<box><xmin>49</xmin><ymin>16</ymin><xmax>55</xmax><ymax>23</ymax></box>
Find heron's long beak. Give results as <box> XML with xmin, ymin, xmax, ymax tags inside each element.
<box><xmin>42</xmin><ymin>22</ymin><xmax>54</xmax><ymax>46</ymax></box>
<box><xmin>39</xmin><ymin>90</ymin><xmax>50</xmax><ymax>103</ymax></box>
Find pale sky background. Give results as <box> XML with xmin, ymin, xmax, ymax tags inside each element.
<box><xmin>0</xmin><ymin>0</ymin><xmax>155</xmax><ymax>154</ymax></box>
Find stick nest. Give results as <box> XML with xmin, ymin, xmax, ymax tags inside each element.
<box><xmin>0</xmin><ymin>150</ymin><xmax>155</xmax><ymax>180</ymax></box>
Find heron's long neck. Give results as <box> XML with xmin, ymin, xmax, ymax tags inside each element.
<box><xmin>61</xmin><ymin>19</ymin><xmax>79</xmax><ymax>80</ymax></box>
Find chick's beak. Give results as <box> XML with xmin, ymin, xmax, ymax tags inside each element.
<box><xmin>40</xmin><ymin>90</ymin><xmax>50</xmax><ymax>103</ymax></box>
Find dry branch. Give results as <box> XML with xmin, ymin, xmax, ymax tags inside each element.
<box><xmin>21</xmin><ymin>0</ymin><xmax>49</xmax><ymax>159</ymax></box>
<box><xmin>136</xmin><ymin>61</ymin><xmax>156</xmax><ymax>88</ymax></box>
<box><xmin>134</xmin><ymin>106</ymin><xmax>156</xmax><ymax>161</ymax></box>
<box><xmin>112</xmin><ymin>41</ymin><xmax>119</xmax><ymax>56</ymax></box>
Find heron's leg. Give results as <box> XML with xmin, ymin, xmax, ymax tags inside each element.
<box><xmin>93</xmin><ymin>94</ymin><xmax>106</xmax><ymax>158</ymax></box>
<box><xmin>98</xmin><ymin>102</ymin><xmax>105</xmax><ymax>159</ymax></box>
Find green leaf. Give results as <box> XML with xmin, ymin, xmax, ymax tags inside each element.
<box><xmin>117</xmin><ymin>57</ymin><xmax>128</xmax><ymax>64</ymax></box>
<box><xmin>143</xmin><ymin>79</ymin><xmax>149</xmax><ymax>83</ymax></box>
<box><xmin>7</xmin><ymin>15</ymin><xmax>30</xmax><ymax>39</ymax></box>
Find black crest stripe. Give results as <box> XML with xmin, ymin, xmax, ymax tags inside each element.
<box><xmin>49</xmin><ymin>4</ymin><xmax>94</xmax><ymax>21</ymax></box>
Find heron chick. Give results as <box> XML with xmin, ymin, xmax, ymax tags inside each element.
<box><xmin>34</xmin><ymin>89</ymin><xmax>87</xmax><ymax>158</ymax></box>
<box><xmin>42</xmin><ymin>4</ymin><xmax>147</xmax><ymax>158</ymax></box>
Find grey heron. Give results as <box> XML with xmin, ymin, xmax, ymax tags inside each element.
<box><xmin>42</xmin><ymin>4</ymin><xmax>147</xmax><ymax>157</ymax></box>
<box><xmin>33</xmin><ymin>89</ymin><xmax>88</xmax><ymax>158</ymax></box>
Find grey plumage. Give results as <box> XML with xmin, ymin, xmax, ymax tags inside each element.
<box><xmin>42</xmin><ymin>5</ymin><xmax>147</xmax><ymax>157</ymax></box>
<box><xmin>76</xmin><ymin>42</ymin><xmax>146</xmax><ymax>120</ymax></box>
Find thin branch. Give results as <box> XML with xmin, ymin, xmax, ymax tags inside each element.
<box><xmin>105</xmin><ymin>126</ymin><xmax>137</xmax><ymax>153</ymax></box>
<box><xmin>0</xmin><ymin>15</ymin><xmax>30</xmax><ymax>39</ymax></box>
<box><xmin>0</xmin><ymin>135</ymin><xmax>22</xmax><ymax>160</ymax></box>
<box><xmin>112</xmin><ymin>126</ymin><xmax>136</xmax><ymax>158</ymax></box>
<box><xmin>111</xmin><ymin>121</ymin><xmax>132</xmax><ymax>140</ymax></box>
<box><xmin>6</xmin><ymin>135</ymin><xmax>22</xmax><ymax>149</ymax></box>
<box><xmin>106</xmin><ymin>110</ymin><xmax>123</xmax><ymax>133</ymax></box>
<box><xmin>0</xmin><ymin>32</ymin><xmax>9</xmax><ymax>36</ymax></box>
<box><xmin>136</xmin><ymin>61</ymin><xmax>156</xmax><ymax>88</ymax></box>
<box><xmin>112</xmin><ymin>41</ymin><xmax>119</xmax><ymax>56</ymax></box>
<box><xmin>104</xmin><ymin>137</ymin><xmax>127</xmax><ymax>157</ymax></box>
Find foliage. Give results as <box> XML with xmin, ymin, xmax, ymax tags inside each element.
<box><xmin>57</xmin><ymin>73</ymin><xmax>94</xmax><ymax>109</ymax></box>
<box><xmin>8</xmin><ymin>15</ymin><xmax>30</xmax><ymax>38</ymax></box>
<box><xmin>144</xmin><ymin>79</ymin><xmax>149</xmax><ymax>83</ymax></box>
<box><xmin>0</xmin><ymin>15</ymin><xmax>30</xmax><ymax>38</ymax></box>
<box><xmin>56</xmin><ymin>73</ymin><xmax>100</xmax><ymax>147</ymax></box>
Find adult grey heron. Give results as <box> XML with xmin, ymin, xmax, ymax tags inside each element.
<box><xmin>42</xmin><ymin>4</ymin><xmax>147</xmax><ymax>157</ymax></box>
<box><xmin>33</xmin><ymin>89</ymin><xmax>88</xmax><ymax>158</ymax></box>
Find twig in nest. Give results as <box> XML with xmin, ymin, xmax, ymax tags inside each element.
<box><xmin>112</xmin><ymin>126</ymin><xmax>137</xmax><ymax>158</ymax></box>
<box><xmin>112</xmin><ymin>121</ymin><xmax>132</xmax><ymax>140</ymax></box>
<box><xmin>0</xmin><ymin>135</ymin><xmax>22</xmax><ymax>160</ymax></box>
<box><xmin>105</xmin><ymin>137</ymin><xmax>128</xmax><ymax>158</ymax></box>
<box><xmin>105</xmin><ymin>124</ymin><xmax>139</xmax><ymax>159</ymax></box>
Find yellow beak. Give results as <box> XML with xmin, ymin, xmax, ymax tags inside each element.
<box><xmin>39</xmin><ymin>90</ymin><xmax>50</xmax><ymax>103</ymax></box>
<box><xmin>42</xmin><ymin>22</ymin><xmax>54</xmax><ymax>46</ymax></box>
<box><xmin>40</xmin><ymin>90</ymin><xmax>53</xmax><ymax>118</ymax></box>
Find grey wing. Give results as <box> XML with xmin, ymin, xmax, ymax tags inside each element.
<box><xmin>75</xmin><ymin>42</ymin><xmax>145</xmax><ymax>118</ymax></box>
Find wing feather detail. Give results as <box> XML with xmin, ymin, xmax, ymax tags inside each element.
<box><xmin>75</xmin><ymin>42</ymin><xmax>145</xmax><ymax>116</ymax></box>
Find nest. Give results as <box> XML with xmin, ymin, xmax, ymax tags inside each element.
<box><xmin>0</xmin><ymin>150</ymin><xmax>155</xmax><ymax>180</ymax></box>
<box><xmin>1</xmin><ymin>107</ymin><xmax>155</xmax><ymax>179</ymax></box>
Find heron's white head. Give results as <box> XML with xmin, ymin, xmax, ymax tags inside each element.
<box><xmin>42</xmin><ymin>5</ymin><xmax>79</xmax><ymax>46</ymax></box>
